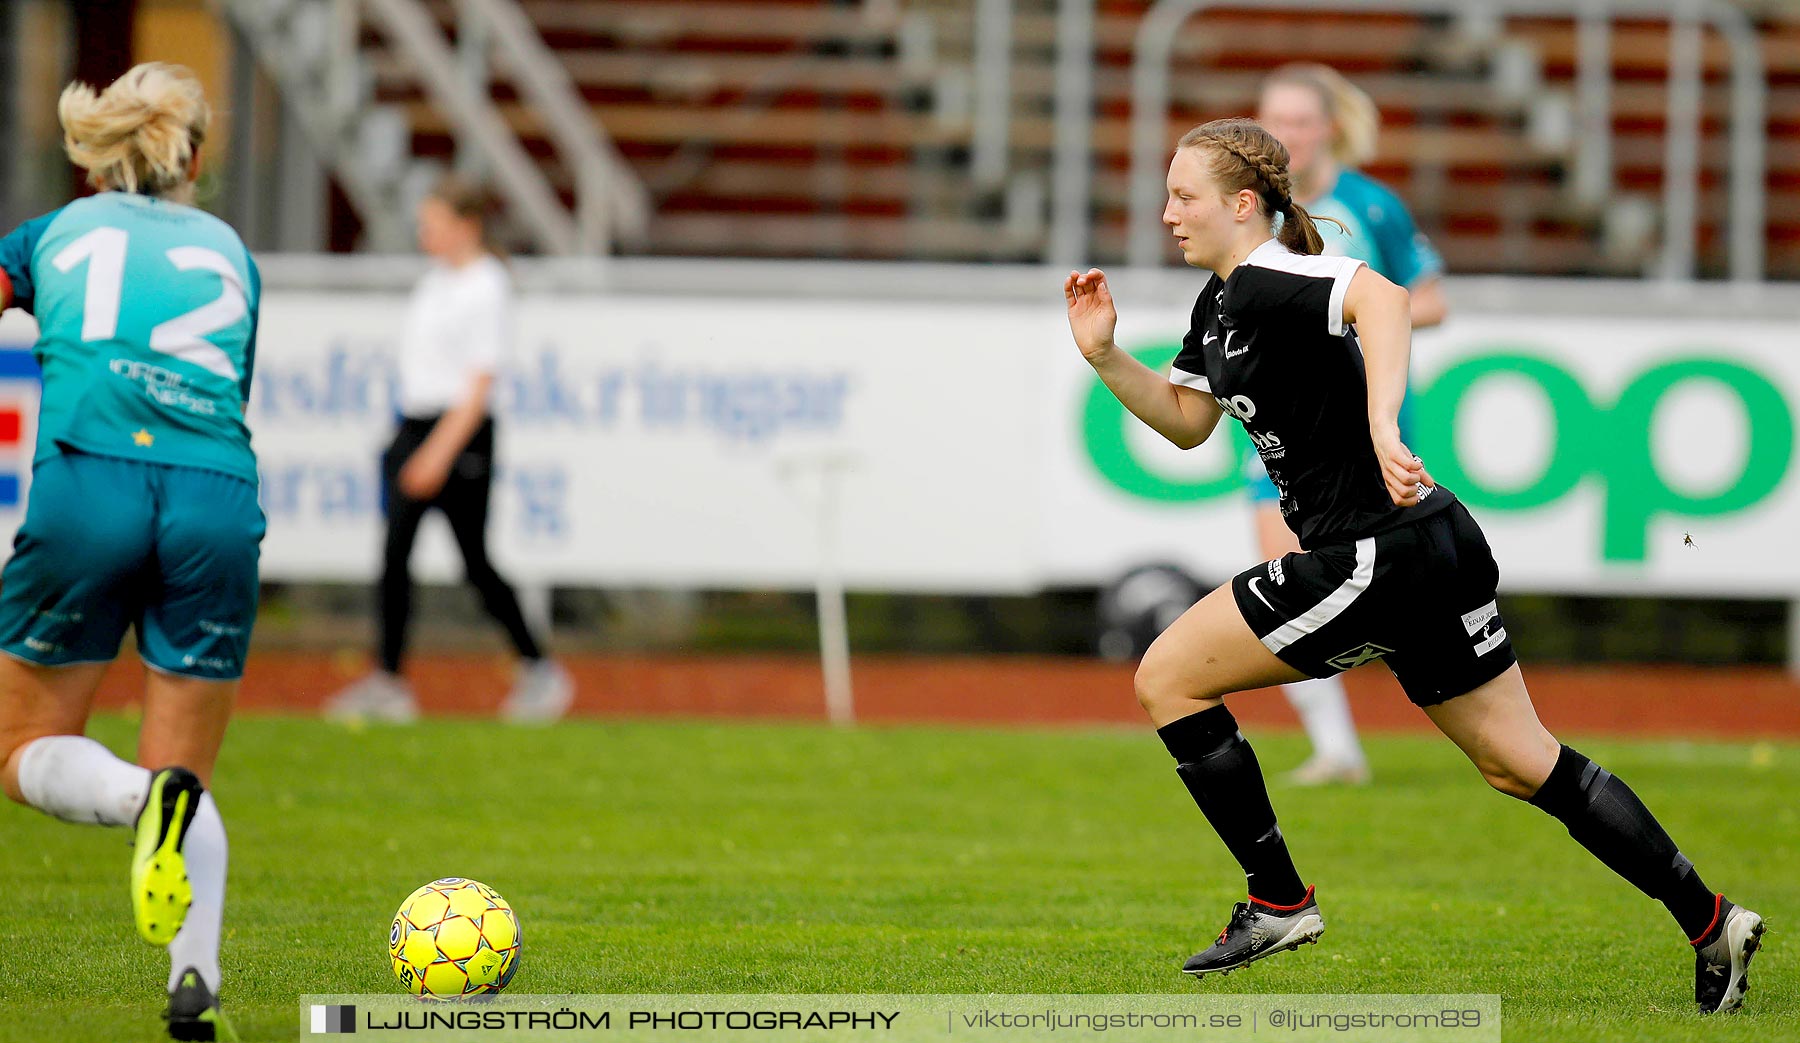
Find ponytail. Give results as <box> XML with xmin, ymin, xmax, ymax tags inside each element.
<box><xmin>1277</xmin><ymin>199</ymin><xmax>1327</xmax><ymax>255</ymax></box>
<box><xmin>59</xmin><ymin>62</ymin><xmax>209</xmax><ymax>197</ymax></box>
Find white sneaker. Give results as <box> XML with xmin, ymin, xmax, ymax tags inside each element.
<box><xmin>322</xmin><ymin>672</ymin><xmax>419</xmax><ymax>724</ymax></box>
<box><xmin>1284</xmin><ymin>756</ymin><xmax>1371</xmax><ymax>787</ymax></box>
<box><xmin>501</xmin><ymin>660</ymin><xmax>574</xmax><ymax>723</ymax></box>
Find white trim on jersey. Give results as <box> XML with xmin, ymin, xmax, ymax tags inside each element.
<box><xmin>1169</xmin><ymin>365</ymin><xmax>1212</xmax><ymax>392</ymax></box>
<box><xmin>1244</xmin><ymin>238</ymin><xmax>1365</xmax><ymax>337</ymax></box>
<box><xmin>1259</xmin><ymin>537</ymin><xmax>1376</xmax><ymax>654</ymax></box>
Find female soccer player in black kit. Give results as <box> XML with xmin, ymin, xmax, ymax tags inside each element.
<box><xmin>1064</xmin><ymin>118</ymin><xmax>1762</xmax><ymax>1014</ymax></box>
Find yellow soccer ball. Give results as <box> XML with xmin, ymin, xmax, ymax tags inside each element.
<box><xmin>389</xmin><ymin>877</ymin><xmax>521</xmax><ymax>999</ymax></box>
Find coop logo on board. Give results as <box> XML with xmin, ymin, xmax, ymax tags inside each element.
<box><xmin>1081</xmin><ymin>344</ymin><xmax>1794</xmax><ymax>562</ymax></box>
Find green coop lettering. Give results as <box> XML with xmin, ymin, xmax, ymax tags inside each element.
<box><xmin>1081</xmin><ymin>347</ymin><xmax>1794</xmax><ymax>562</ymax></box>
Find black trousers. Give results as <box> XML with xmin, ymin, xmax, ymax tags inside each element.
<box><xmin>379</xmin><ymin>416</ymin><xmax>542</xmax><ymax>673</ymax></box>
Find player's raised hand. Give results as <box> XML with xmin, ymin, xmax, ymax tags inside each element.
<box><xmin>1373</xmin><ymin>424</ymin><xmax>1434</xmax><ymax>506</ymax></box>
<box><xmin>1064</xmin><ymin>268</ymin><xmax>1118</xmax><ymax>362</ymax></box>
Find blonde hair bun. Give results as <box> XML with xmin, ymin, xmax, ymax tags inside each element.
<box><xmin>58</xmin><ymin>62</ymin><xmax>210</xmax><ymax>196</ymax></box>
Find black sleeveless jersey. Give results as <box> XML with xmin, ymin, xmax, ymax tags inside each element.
<box><xmin>1168</xmin><ymin>238</ymin><xmax>1455</xmax><ymax>550</ymax></box>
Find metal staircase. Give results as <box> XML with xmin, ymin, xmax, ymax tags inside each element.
<box><xmin>214</xmin><ymin>0</ymin><xmax>649</xmax><ymax>255</ymax></box>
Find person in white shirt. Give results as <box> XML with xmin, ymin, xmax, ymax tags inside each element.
<box><xmin>326</xmin><ymin>177</ymin><xmax>572</xmax><ymax>723</ymax></box>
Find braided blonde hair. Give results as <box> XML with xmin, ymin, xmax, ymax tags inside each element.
<box><xmin>59</xmin><ymin>62</ymin><xmax>209</xmax><ymax>198</ymax></box>
<box><xmin>1177</xmin><ymin>117</ymin><xmax>1342</xmax><ymax>255</ymax></box>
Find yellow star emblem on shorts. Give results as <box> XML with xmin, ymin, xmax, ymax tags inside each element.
<box><xmin>132</xmin><ymin>429</ymin><xmax>154</xmax><ymax>447</ymax></box>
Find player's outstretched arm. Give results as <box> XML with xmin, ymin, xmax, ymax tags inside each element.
<box><xmin>1064</xmin><ymin>268</ymin><xmax>1222</xmax><ymax>450</ymax></box>
<box><xmin>1343</xmin><ymin>267</ymin><xmax>1432</xmax><ymax>505</ymax></box>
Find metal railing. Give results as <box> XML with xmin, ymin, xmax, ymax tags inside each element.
<box><xmin>221</xmin><ymin>0</ymin><xmax>649</xmax><ymax>256</ymax></box>
<box><xmin>452</xmin><ymin>0</ymin><xmax>650</xmax><ymax>251</ymax></box>
<box><xmin>219</xmin><ymin>0</ymin><xmax>413</xmax><ymax>250</ymax></box>
<box><xmin>356</xmin><ymin>0</ymin><xmax>650</xmax><ymax>254</ymax></box>
<box><xmin>1052</xmin><ymin>0</ymin><xmax>1097</xmax><ymax>267</ymax></box>
<box><xmin>1123</xmin><ymin>0</ymin><xmax>1766</xmax><ymax>282</ymax></box>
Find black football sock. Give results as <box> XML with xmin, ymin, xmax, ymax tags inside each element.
<box><xmin>1528</xmin><ymin>744</ymin><xmax>1719</xmax><ymax>941</ymax></box>
<box><xmin>1158</xmin><ymin>705</ymin><xmax>1308</xmax><ymax>907</ymax></box>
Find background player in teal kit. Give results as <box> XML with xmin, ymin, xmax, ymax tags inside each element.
<box><xmin>0</xmin><ymin>64</ymin><xmax>257</xmax><ymax>1041</ymax></box>
<box><xmin>1251</xmin><ymin>63</ymin><xmax>1449</xmax><ymax>785</ymax></box>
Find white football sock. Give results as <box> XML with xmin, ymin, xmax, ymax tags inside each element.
<box><xmin>1282</xmin><ymin>675</ymin><xmax>1365</xmax><ymax>765</ymax></box>
<box><xmin>13</xmin><ymin>736</ymin><xmax>227</xmax><ymax>991</ymax></box>
<box><xmin>14</xmin><ymin>735</ymin><xmax>149</xmax><ymax>827</ymax></box>
<box><xmin>167</xmin><ymin>793</ymin><xmax>226</xmax><ymax>993</ymax></box>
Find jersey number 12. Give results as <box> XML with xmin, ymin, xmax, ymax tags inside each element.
<box><xmin>51</xmin><ymin>225</ymin><xmax>244</xmax><ymax>381</ymax></box>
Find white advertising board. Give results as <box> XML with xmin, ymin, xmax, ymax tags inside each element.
<box><xmin>2</xmin><ymin>284</ymin><xmax>1794</xmax><ymax>596</ymax></box>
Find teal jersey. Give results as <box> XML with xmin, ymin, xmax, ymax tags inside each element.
<box><xmin>0</xmin><ymin>193</ymin><xmax>260</xmax><ymax>483</ymax></box>
<box><xmin>1303</xmin><ymin>168</ymin><xmax>1444</xmax><ymax>288</ymax></box>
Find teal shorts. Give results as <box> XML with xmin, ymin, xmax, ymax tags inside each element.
<box><xmin>0</xmin><ymin>451</ymin><xmax>264</xmax><ymax>679</ymax></box>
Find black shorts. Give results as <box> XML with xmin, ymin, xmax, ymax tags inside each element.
<box><xmin>1231</xmin><ymin>501</ymin><xmax>1517</xmax><ymax>707</ymax></box>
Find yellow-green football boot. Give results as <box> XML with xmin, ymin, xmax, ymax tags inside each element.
<box><xmin>132</xmin><ymin>767</ymin><xmax>203</xmax><ymax>945</ymax></box>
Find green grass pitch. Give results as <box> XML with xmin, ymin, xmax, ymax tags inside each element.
<box><xmin>1</xmin><ymin>713</ymin><xmax>1792</xmax><ymax>1042</ymax></box>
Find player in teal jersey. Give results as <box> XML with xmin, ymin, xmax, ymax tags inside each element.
<box><xmin>1260</xmin><ymin>65</ymin><xmax>1448</xmax><ymax>323</ymax></box>
<box><xmin>1245</xmin><ymin>64</ymin><xmax>1451</xmax><ymax>787</ymax></box>
<box><xmin>0</xmin><ymin>64</ymin><xmax>256</xmax><ymax>1041</ymax></box>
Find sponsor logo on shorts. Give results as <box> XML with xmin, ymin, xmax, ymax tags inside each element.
<box><xmin>1247</xmin><ymin>577</ymin><xmax>1276</xmax><ymax>612</ymax></box>
<box><xmin>1326</xmin><ymin>642</ymin><xmax>1394</xmax><ymax>670</ymax></box>
<box><xmin>183</xmin><ymin>653</ymin><xmax>237</xmax><ymax>671</ymax></box>
<box><xmin>1266</xmin><ymin>558</ymin><xmax>1286</xmax><ymax>585</ymax></box>
<box><xmin>1462</xmin><ymin>600</ymin><xmax>1507</xmax><ymax>656</ymax></box>
<box><xmin>32</xmin><ymin>607</ymin><xmax>83</xmax><ymax>624</ymax></box>
<box><xmin>23</xmin><ymin>636</ymin><xmax>61</xmax><ymax>654</ymax></box>
<box><xmin>198</xmin><ymin>619</ymin><xmax>244</xmax><ymax>636</ymax></box>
